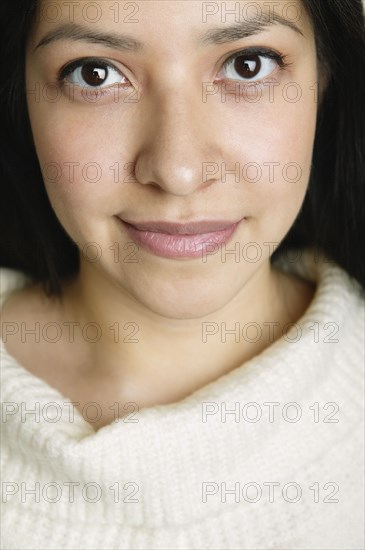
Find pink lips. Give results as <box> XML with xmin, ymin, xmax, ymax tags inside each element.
<box><xmin>118</xmin><ymin>218</ymin><xmax>241</xmax><ymax>259</ymax></box>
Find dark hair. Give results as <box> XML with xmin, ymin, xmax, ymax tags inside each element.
<box><xmin>1</xmin><ymin>0</ymin><xmax>365</xmax><ymax>295</ymax></box>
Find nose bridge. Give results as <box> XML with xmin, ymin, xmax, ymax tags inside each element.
<box><xmin>135</xmin><ymin>82</ymin><xmax>218</xmax><ymax>195</ymax></box>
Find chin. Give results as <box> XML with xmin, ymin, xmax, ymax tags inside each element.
<box><xmin>141</xmin><ymin>299</ymin><xmax>227</xmax><ymax>321</ymax></box>
<box><xmin>125</xmin><ymin>277</ymin><xmax>236</xmax><ymax>320</ymax></box>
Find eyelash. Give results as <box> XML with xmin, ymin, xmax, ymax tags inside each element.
<box><xmin>221</xmin><ymin>47</ymin><xmax>290</xmax><ymax>79</ymax></box>
<box><xmin>56</xmin><ymin>47</ymin><xmax>290</xmax><ymax>93</ymax></box>
<box><xmin>57</xmin><ymin>58</ymin><xmax>126</xmax><ymax>97</ymax></box>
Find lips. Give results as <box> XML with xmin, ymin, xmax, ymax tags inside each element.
<box><xmin>121</xmin><ymin>219</ymin><xmax>239</xmax><ymax>235</ymax></box>
<box><xmin>117</xmin><ymin>217</ymin><xmax>243</xmax><ymax>259</ymax></box>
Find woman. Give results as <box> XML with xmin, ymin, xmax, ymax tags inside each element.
<box><xmin>1</xmin><ymin>0</ymin><xmax>364</xmax><ymax>548</ymax></box>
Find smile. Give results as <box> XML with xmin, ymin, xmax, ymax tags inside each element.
<box><xmin>117</xmin><ymin>218</ymin><xmax>243</xmax><ymax>259</ymax></box>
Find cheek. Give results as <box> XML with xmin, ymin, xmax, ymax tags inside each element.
<box><xmin>224</xmin><ymin>89</ymin><xmax>317</xmax><ymax>228</ymax></box>
<box><xmin>26</xmin><ymin>99</ymin><xmax>136</xmax><ymax>233</ymax></box>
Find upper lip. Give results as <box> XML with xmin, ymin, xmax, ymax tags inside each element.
<box><xmin>119</xmin><ymin>218</ymin><xmax>241</xmax><ymax>235</ymax></box>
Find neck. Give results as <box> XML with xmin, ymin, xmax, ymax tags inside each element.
<box><xmin>60</xmin><ymin>257</ymin><xmax>314</xmax><ymax>407</ymax></box>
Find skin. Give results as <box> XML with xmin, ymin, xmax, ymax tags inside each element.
<box><xmin>2</xmin><ymin>0</ymin><xmax>320</xmax><ymax>429</ymax></box>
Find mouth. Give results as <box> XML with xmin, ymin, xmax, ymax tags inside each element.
<box><xmin>116</xmin><ymin>217</ymin><xmax>244</xmax><ymax>259</ymax></box>
<box><xmin>120</xmin><ymin>218</ymin><xmax>242</xmax><ymax>235</ymax></box>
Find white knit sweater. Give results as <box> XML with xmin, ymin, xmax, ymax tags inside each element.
<box><xmin>1</xmin><ymin>250</ymin><xmax>364</xmax><ymax>550</ymax></box>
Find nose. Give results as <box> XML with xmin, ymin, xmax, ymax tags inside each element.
<box><xmin>134</xmin><ymin>85</ymin><xmax>223</xmax><ymax>196</ymax></box>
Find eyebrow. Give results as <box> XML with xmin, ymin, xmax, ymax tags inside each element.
<box><xmin>34</xmin><ymin>14</ymin><xmax>304</xmax><ymax>53</ymax></box>
<box><xmin>34</xmin><ymin>23</ymin><xmax>144</xmax><ymax>52</ymax></box>
<box><xmin>200</xmin><ymin>13</ymin><xmax>304</xmax><ymax>45</ymax></box>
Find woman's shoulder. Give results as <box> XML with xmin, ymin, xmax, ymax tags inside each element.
<box><xmin>0</xmin><ymin>267</ymin><xmax>67</xmax><ymax>371</ymax></box>
<box><xmin>274</xmin><ymin>248</ymin><xmax>364</xmax><ymax>305</ymax></box>
<box><xmin>0</xmin><ymin>267</ymin><xmax>59</xmax><ymax>321</ymax></box>
<box><xmin>0</xmin><ymin>267</ymin><xmax>33</xmax><ymax>308</ymax></box>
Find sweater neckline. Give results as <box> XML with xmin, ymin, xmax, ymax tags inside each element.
<box><xmin>0</xmin><ymin>250</ymin><xmax>348</xmax><ymax>442</ymax></box>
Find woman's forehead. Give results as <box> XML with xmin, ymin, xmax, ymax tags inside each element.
<box><xmin>30</xmin><ymin>0</ymin><xmax>312</xmax><ymax>50</ymax></box>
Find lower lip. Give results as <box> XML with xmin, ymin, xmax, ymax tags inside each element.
<box><xmin>118</xmin><ymin>219</ymin><xmax>241</xmax><ymax>259</ymax></box>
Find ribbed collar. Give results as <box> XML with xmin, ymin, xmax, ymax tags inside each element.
<box><xmin>1</xmin><ymin>250</ymin><xmax>362</xmax><ymax>529</ymax></box>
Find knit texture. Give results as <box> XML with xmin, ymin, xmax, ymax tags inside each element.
<box><xmin>1</xmin><ymin>250</ymin><xmax>364</xmax><ymax>549</ymax></box>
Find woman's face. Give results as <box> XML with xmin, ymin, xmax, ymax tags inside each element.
<box><xmin>26</xmin><ymin>0</ymin><xmax>319</xmax><ymax>318</ymax></box>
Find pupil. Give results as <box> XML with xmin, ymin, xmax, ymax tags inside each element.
<box><xmin>81</xmin><ymin>65</ymin><xmax>107</xmax><ymax>86</ymax></box>
<box><xmin>235</xmin><ymin>55</ymin><xmax>261</xmax><ymax>79</ymax></box>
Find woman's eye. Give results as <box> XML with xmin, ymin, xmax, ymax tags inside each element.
<box><xmin>60</xmin><ymin>60</ymin><xmax>129</xmax><ymax>88</ymax></box>
<box><xmin>219</xmin><ymin>52</ymin><xmax>283</xmax><ymax>82</ymax></box>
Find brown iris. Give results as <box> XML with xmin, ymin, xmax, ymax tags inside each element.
<box><xmin>234</xmin><ymin>54</ymin><xmax>262</xmax><ymax>79</ymax></box>
<box><xmin>80</xmin><ymin>64</ymin><xmax>108</xmax><ymax>87</ymax></box>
